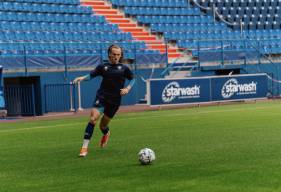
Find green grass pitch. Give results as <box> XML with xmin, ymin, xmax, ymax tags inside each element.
<box><xmin>1</xmin><ymin>100</ymin><xmax>281</xmax><ymax>192</ymax></box>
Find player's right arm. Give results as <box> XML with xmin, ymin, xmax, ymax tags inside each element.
<box><xmin>73</xmin><ymin>65</ymin><xmax>103</xmax><ymax>84</ymax></box>
<box><xmin>73</xmin><ymin>74</ymin><xmax>91</xmax><ymax>84</ymax></box>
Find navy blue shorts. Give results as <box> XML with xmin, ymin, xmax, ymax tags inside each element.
<box><xmin>92</xmin><ymin>96</ymin><xmax>119</xmax><ymax>119</ymax></box>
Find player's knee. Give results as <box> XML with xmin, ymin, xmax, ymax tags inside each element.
<box><xmin>89</xmin><ymin>111</ymin><xmax>100</xmax><ymax>125</ymax></box>
<box><xmin>90</xmin><ymin>117</ymin><xmax>97</xmax><ymax>125</ymax></box>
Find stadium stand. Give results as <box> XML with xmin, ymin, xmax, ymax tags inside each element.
<box><xmin>0</xmin><ymin>0</ymin><xmax>279</xmax><ymax>65</ymax></box>
<box><xmin>2</xmin><ymin>0</ymin><xmax>279</xmax><ymax>69</ymax></box>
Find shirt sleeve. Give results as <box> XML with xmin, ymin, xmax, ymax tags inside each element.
<box><xmin>124</xmin><ymin>66</ymin><xmax>134</xmax><ymax>80</ymax></box>
<box><xmin>90</xmin><ymin>65</ymin><xmax>103</xmax><ymax>78</ymax></box>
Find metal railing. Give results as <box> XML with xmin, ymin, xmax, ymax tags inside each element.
<box><xmin>44</xmin><ymin>83</ymin><xmax>76</xmax><ymax>113</ymax></box>
<box><xmin>3</xmin><ymin>85</ymin><xmax>36</xmax><ymax>116</ymax></box>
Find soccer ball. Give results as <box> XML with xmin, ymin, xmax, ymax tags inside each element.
<box><xmin>138</xmin><ymin>148</ymin><xmax>156</xmax><ymax>165</ymax></box>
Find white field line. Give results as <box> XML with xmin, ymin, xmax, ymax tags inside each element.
<box><xmin>0</xmin><ymin>105</ymin><xmax>279</xmax><ymax>134</ymax></box>
<box><xmin>0</xmin><ymin>122</ymin><xmax>84</xmax><ymax>134</ymax></box>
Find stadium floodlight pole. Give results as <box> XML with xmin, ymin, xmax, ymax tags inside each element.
<box><xmin>77</xmin><ymin>81</ymin><xmax>83</xmax><ymax>111</ymax></box>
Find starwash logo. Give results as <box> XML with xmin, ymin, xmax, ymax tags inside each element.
<box><xmin>221</xmin><ymin>78</ymin><xmax>257</xmax><ymax>99</ymax></box>
<box><xmin>162</xmin><ymin>81</ymin><xmax>200</xmax><ymax>103</ymax></box>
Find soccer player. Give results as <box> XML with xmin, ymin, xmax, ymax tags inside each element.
<box><xmin>73</xmin><ymin>44</ymin><xmax>135</xmax><ymax>157</ymax></box>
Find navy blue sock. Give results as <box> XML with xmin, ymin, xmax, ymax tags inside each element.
<box><xmin>101</xmin><ymin>127</ymin><xmax>109</xmax><ymax>135</ymax></box>
<box><xmin>84</xmin><ymin>122</ymin><xmax>95</xmax><ymax>140</ymax></box>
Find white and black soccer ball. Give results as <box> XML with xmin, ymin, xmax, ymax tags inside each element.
<box><xmin>138</xmin><ymin>148</ymin><xmax>156</xmax><ymax>165</ymax></box>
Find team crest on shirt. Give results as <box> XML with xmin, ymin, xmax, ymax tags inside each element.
<box><xmin>104</xmin><ymin>66</ymin><xmax>108</xmax><ymax>71</ymax></box>
<box><xmin>117</xmin><ymin>66</ymin><xmax>122</xmax><ymax>70</ymax></box>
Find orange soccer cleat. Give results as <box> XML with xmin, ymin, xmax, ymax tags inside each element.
<box><xmin>79</xmin><ymin>147</ymin><xmax>88</xmax><ymax>157</ymax></box>
<box><xmin>100</xmin><ymin>131</ymin><xmax>110</xmax><ymax>148</ymax></box>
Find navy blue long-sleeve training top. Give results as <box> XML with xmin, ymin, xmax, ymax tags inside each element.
<box><xmin>90</xmin><ymin>62</ymin><xmax>134</xmax><ymax>105</ymax></box>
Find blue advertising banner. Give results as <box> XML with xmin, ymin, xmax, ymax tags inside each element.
<box><xmin>147</xmin><ymin>74</ymin><xmax>268</xmax><ymax>106</ymax></box>
<box><xmin>148</xmin><ymin>77</ymin><xmax>211</xmax><ymax>105</ymax></box>
<box><xmin>0</xmin><ymin>65</ymin><xmax>5</xmax><ymax>109</ymax></box>
<box><xmin>211</xmin><ymin>74</ymin><xmax>268</xmax><ymax>101</ymax></box>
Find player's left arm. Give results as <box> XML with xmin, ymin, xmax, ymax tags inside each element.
<box><xmin>120</xmin><ymin>79</ymin><xmax>135</xmax><ymax>95</ymax></box>
<box><xmin>120</xmin><ymin>66</ymin><xmax>135</xmax><ymax>96</ymax></box>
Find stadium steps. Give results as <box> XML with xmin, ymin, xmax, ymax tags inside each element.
<box><xmin>163</xmin><ymin>62</ymin><xmax>198</xmax><ymax>78</ymax></box>
<box><xmin>165</xmin><ymin>70</ymin><xmax>191</xmax><ymax>78</ymax></box>
<box><xmin>80</xmin><ymin>0</ymin><xmax>183</xmax><ymax>60</ymax></box>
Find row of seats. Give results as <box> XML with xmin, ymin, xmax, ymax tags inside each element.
<box><xmin>178</xmin><ymin>40</ymin><xmax>241</xmax><ymax>50</ymax></box>
<box><xmin>224</xmin><ymin>14</ymin><xmax>280</xmax><ymax>29</ymax></box>
<box><xmin>197</xmin><ymin>0</ymin><xmax>280</xmax><ymax>9</ymax></box>
<box><xmin>218</xmin><ymin>6</ymin><xmax>279</xmax><ymax>16</ymax></box>
<box><xmin>110</xmin><ymin>0</ymin><xmax>188</xmax><ymax>7</ymax></box>
<box><xmin>165</xmin><ymin>28</ymin><xmax>281</xmax><ymax>42</ymax></box>
<box><xmin>0</xmin><ymin>42</ymin><xmax>147</xmax><ymax>51</ymax></box>
<box><xmin>167</xmin><ymin>28</ymin><xmax>281</xmax><ymax>41</ymax></box>
<box><xmin>0</xmin><ymin>2</ymin><xmax>92</xmax><ymax>14</ymax></box>
<box><xmin>137</xmin><ymin>15</ymin><xmax>213</xmax><ymax>24</ymax></box>
<box><xmin>123</xmin><ymin>6</ymin><xmax>200</xmax><ymax>16</ymax></box>
<box><xmin>0</xmin><ymin>21</ymin><xmax>119</xmax><ymax>32</ymax></box>
<box><xmin>230</xmin><ymin>20</ymin><xmax>280</xmax><ymax>30</ymax></box>
<box><xmin>177</xmin><ymin>38</ymin><xmax>281</xmax><ymax>54</ymax></box>
<box><xmin>164</xmin><ymin>31</ymin><xmax>242</xmax><ymax>41</ymax></box>
<box><xmin>245</xmin><ymin>29</ymin><xmax>281</xmax><ymax>38</ymax></box>
<box><xmin>0</xmin><ymin>11</ymin><xmax>105</xmax><ymax>23</ymax></box>
<box><xmin>0</xmin><ymin>31</ymin><xmax>133</xmax><ymax>42</ymax></box>
<box><xmin>227</xmin><ymin>14</ymin><xmax>279</xmax><ymax>23</ymax></box>
<box><xmin>150</xmin><ymin>23</ymin><xmax>227</xmax><ymax>32</ymax></box>
<box><xmin>5</xmin><ymin>0</ymin><xmax>79</xmax><ymax>5</ymax></box>
<box><xmin>0</xmin><ymin>42</ymin><xmax>159</xmax><ymax>58</ymax></box>
<box><xmin>242</xmin><ymin>21</ymin><xmax>280</xmax><ymax>30</ymax></box>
